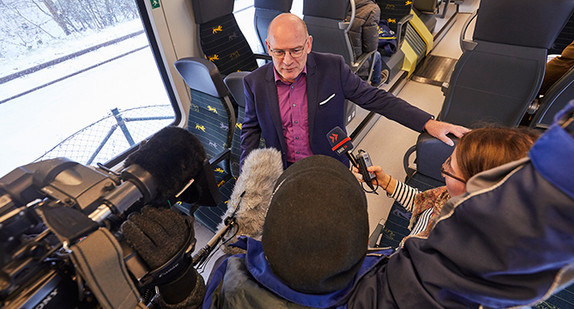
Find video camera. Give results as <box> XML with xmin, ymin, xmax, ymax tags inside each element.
<box><xmin>0</xmin><ymin>154</ymin><xmax>220</xmax><ymax>308</ymax></box>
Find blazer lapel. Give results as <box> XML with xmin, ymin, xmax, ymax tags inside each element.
<box><xmin>306</xmin><ymin>53</ymin><xmax>318</xmax><ymax>139</ymax></box>
<box><xmin>264</xmin><ymin>65</ymin><xmax>287</xmax><ymax>151</ymax></box>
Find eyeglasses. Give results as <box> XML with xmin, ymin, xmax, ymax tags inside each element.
<box><xmin>441</xmin><ymin>157</ymin><xmax>466</xmax><ymax>184</ymax></box>
<box><xmin>269</xmin><ymin>38</ymin><xmax>308</xmax><ymax>58</ymax></box>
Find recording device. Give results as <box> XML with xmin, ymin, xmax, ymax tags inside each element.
<box><xmin>326</xmin><ymin>127</ymin><xmax>377</xmax><ymax>191</ymax></box>
<box><xmin>0</xmin><ymin>126</ymin><xmax>219</xmax><ymax>308</ymax></box>
<box><xmin>356</xmin><ymin>149</ymin><xmax>377</xmax><ymax>191</ymax></box>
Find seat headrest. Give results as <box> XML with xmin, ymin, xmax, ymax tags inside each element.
<box><xmin>224</xmin><ymin>72</ymin><xmax>250</xmax><ymax>108</ymax></box>
<box><xmin>473</xmin><ymin>0</ymin><xmax>574</xmax><ymax>49</ymax></box>
<box><xmin>174</xmin><ymin>58</ymin><xmax>228</xmax><ymax>98</ymax></box>
<box><xmin>191</xmin><ymin>0</ymin><xmax>234</xmax><ymax>24</ymax></box>
<box><xmin>254</xmin><ymin>0</ymin><xmax>292</xmax><ymax>12</ymax></box>
<box><xmin>303</xmin><ymin>0</ymin><xmax>350</xmax><ymax>20</ymax></box>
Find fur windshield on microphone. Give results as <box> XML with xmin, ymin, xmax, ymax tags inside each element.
<box><xmin>218</xmin><ymin>148</ymin><xmax>283</xmax><ymax>255</ymax></box>
<box><xmin>123</xmin><ymin>126</ymin><xmax>206</xmax><ymax>202</ymax></box>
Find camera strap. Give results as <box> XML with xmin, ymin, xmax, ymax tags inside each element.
<box><xmin>70</xmin><ymin>228</ymin><xmax>147</xmax><ymax>309</ymax></box>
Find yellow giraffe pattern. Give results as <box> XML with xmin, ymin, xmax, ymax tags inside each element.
<box><xmin>195</xmin><ymin>124</ymin><xmax>206</xmax><ymax>132</ymax></box>
<box><xmin>212</xmin><ymin>25</ymin><xmax>222</xmax><ymax>34</ymax></box>
<box><xmin>208</xmin><ymin>106</ymin><xmax>218</xmax><ymax>114</ymax></box>
<box><xmin>229</xmin><ymin>51</ymin><xmax>241</xmax><ymax>60</ymax></box>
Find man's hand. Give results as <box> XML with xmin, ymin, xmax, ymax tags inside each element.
<box><xmin>424</xmin><ymin>119</ymin><xmax>470</xmax><ymax>146</ymax></box>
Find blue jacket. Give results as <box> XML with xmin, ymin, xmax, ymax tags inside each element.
<box><xmin>349</xmin><ymin>103</ymin><xmax>574</xmax><ymax>308</ymax></box>
<box><xmin>203</xmin><ymin>237</ymin><xmax>392</xmax><ymax>309</ymax></box>
<box><xmin>240</xmin><ymin>51</ymin><xmax>432</xmax><ymax>168</ymax></box>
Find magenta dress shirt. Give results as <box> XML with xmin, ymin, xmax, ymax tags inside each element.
<box><xmin>274</xmin><ymin>68</ymin><xmax>313</xmax><ymax>163</ymax></box>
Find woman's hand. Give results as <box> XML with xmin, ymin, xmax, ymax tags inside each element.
<box><xmin>352</xmin><ymin>165</ymin><xmax>395</xmax><ymax>194</ymax></box>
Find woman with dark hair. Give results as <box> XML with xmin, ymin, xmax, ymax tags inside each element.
<box><xmin>356</xmin><ymin>126</ymin><xmax>538</xmax><ymax>242</ymax></box>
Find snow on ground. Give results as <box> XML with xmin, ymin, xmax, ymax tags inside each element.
<box><xmin>0</xmin><ymin>20</ymin><xmax>173</xmax><ymax>176</ymax></box>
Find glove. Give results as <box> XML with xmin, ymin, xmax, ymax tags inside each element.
<box><xmin>122</xmin><ymin>206</ymin><xmax>205</xmax><ymax>307</ymax></box>
<box><xmin>122</xmin><ymin>206</ymin><xmax>191</xmax><ymax>269</ymax></box>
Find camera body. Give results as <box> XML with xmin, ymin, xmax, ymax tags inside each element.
<box><xmin>0</xmin><ymin>158</ymin><xmax>161</xmax><ymax>308</ymax></box>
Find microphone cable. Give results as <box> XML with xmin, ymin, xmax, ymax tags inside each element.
<box><xmin>193</xmin><ymin>192</ymin><xmax>244</xmax><ymax>272</ymax></box>
<box><xmin>360</xmin><ymin>177</ymin><xmax>380</xmax><ymax>195</ymax></box>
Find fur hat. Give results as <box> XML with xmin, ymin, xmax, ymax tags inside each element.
<box><xmin>262</xmin><ymin>155</ymin><xmax>369</xmax><ymax>294</ymax></box>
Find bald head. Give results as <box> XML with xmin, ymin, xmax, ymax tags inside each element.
<box><xmin>265</xmin><ymin>13</ymin><xmax>313</xmax><ymax>83</ymax></box>
<box><xmin>267</xmin><ymin>13</ymin><xmax>308</xmax><ymax>43</ymax></box>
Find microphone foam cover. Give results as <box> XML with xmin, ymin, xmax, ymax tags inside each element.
<box><xmin>124</xmin><ymin>126</ymin><xmax>206</xmax><ymax>201</ymax></box>
<box><xmin>218</xmin><ymin>148</ymin><xmax>284</xmax><ymax>254</ymax></box>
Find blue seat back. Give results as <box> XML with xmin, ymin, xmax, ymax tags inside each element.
<box><xmin>254</xmin><ymin>0</ymin><xmax>293</xmax><ymax>52</ymax></box>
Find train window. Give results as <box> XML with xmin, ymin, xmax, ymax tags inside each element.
<box><xmin>0</xmin><ymin>0</ymin><xmax>180</xmax><ymax>177</ymax></box>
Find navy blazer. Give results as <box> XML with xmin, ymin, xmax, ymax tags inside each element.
<box><xmin>240</xmin><ymin>52</ymin><xmax>432</xmax><ymax>168</ymax></box>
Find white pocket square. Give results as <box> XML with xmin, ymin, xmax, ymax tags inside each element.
<box><xmin>319</xmin><ymin>93</ymin><xmax>335</xmax><ymax>106</ymax></box>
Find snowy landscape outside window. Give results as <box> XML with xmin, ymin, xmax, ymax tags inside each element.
<box><xmin>0</xmin><ymin>0</ymin><xmax>177</xmax><ymax>177</ymax></box>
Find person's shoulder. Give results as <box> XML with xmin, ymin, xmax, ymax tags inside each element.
<box><xmin>309</xmin><ymin>51</ymin><xmax>345</xmax><ymax>64</ymax></box>
<box><xmin>245</xmin><ymin>62</ymin><xmax>273</xmax><ymax>82</ymax></box>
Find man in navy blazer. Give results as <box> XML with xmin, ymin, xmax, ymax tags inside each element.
<box><xmin>240</xmin><ymin>13</ymin><xmax>468</xmax><ymax>169</ymax></box>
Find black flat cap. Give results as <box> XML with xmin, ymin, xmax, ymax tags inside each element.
<box><xmin>262</xmin><ymin>155</ymin><xmax>368</xmax><ymax>294</ymax></box>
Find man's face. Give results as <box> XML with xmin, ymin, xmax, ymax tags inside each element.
<box><xmin>266</xmin><ymin>31</ymin><xmax>312</xmax><ymax>83</ymax></box>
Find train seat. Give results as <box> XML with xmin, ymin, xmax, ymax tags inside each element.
<box><xmin>529</xmin><ymin>67</ymin><xmax>574</xmax><ymax>131</ymax></box>
<box><xmin>303</xmin><ymin>0</ymin><xmax>377</xmax><ymax>125</ymax></box>
<box><xmin>190</xmin><ymin>0</ymin><xmax>269</xmax><ymax>76</ymax></box>
<box><xmin>373</xmin><ymin>0</ymin><xmax>574</xmax><ymax>257</ymax></box>
<box><xmin>413</xmin><ymin>0</ymin><xmax>440</xmax><ymax>35</ymax></box>
<box><xmin>174</xmin><ymin>57</ymin><xmax>237</xmax><ymax>232</ymax></box>
<box><xmin>253</xmin><ymin>0</ymin><xmax>293</xmax><ymax>53</ymax></box>
<box><xmin>438</xmin><ymin>0</ymin><xmax>574</xmax><ymax>128</ymax></box>
<box><xmin>374</xmin><ymin>0</ymin><xmax>412</xmax><ymax>81</ymax></box>
<box><xmin>399</xmin><ymin>0</ymin><xmax>574</xmax><ymax>194</ymax></box>
<box><xmin>222</xmin><ymin>71</ymin><xmax>251</xmax><ymax>179</ymax></box>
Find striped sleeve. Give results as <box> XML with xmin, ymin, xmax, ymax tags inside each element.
<box><xmin>389</xmin><ymin>180</ymin><xmax>419</xmax><ymax>212</ymax></box>
<box><xmin>409</xmin><ymin>208</ymin><xmax>433</xmax><ymax>236</ymax></box>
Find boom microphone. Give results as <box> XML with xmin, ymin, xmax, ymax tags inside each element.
<box><xmin>90</xmin><ymin>126</ymin><xmax>209</xmax><ymax>222</ymax></box>
<box><xmin>218</xmin><ymin>148</ymin><xmax>284</xmax><ymax>255</ymax></box>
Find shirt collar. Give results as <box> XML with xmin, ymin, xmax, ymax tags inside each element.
<box><xmin>274</xmin><ymin>66</ymin><xmax>307</xmax><ymax>84</ymax></box>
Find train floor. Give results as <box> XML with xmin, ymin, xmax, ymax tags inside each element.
<box><xmin>191</xmin><ymin>0</ymin><xmax>480</xmax><ymax>282</ymax></box>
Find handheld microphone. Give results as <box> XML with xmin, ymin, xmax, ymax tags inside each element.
<box><xmin>326</xmin><ymin>126</ymin><xmax>358</xmax><ymax>168</ymax></box>
<box><xmin>326</xmin><ymin>127</ymin><xmax>377</xmax><ymax>192</ymax></box>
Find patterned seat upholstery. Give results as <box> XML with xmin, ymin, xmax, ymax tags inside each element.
<box><xmin>191</xmin><ymin>0</ymin><xmax>268</xmax><ymax>76</ymax></box>
<box><xmin>174</xmin><ymin>57</ymin><xmax>236</xmax><ymax>232</ymax></box>
<box><xmin>375</xmin><ymin>0</ymin><xmax>413</xmax><ymax>47</ymax></box>
<box><xmin>193</xmin><ymin>72</ymin><xmax>252</xmax><ymax>232</ymax></box>
<box><xmin>223</xmin><ymin>71</ymin><xmax>252</xmax><ymax>178</ymax></box>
